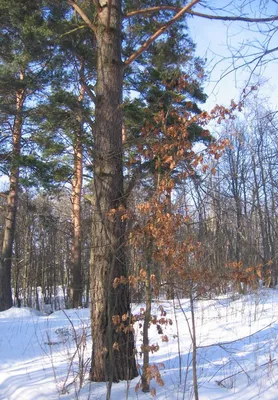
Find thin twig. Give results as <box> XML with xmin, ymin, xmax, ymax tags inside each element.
<box><xmin>216</xmin><ymin>358</ymin><xmax>276</xmax><ymax>388</ymax></box>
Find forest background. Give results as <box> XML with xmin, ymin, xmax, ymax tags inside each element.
<box><xmin>1</xmin><ymin>0</ymin><xmax>278</xmax><ymax>395</ymax></box>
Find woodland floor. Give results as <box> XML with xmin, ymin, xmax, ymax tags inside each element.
<box><xmin>1</xmin><ymin>288</ymin><xmax>278</xmax><ymax>399</ymax></box>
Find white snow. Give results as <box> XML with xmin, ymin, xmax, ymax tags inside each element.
<box><xmin>1</xmin><ymin>289</ymin><xmax>278</xmax><ymax>399</ymax></box>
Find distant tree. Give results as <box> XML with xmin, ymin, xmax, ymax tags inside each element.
<box><xmin>20</xmin><ymin>6</ymin><xmax>96</xmax><ymax>308</ymax></box>
<box><xmin>0</xmin><ymin>0</ymin><xmax>57</xmax><ymax>311</ymax></box>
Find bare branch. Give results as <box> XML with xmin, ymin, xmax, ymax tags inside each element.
<box><xmin>216</xmin><ymin>358</ymin><xmax>277</xmax><ymax>389</ymax></box>
<box><xmin>124</xmin><ymin>0</ymin><xmax>200</xmax><ymax>67</ymax></box>
<box><xmin>81</xmin><ymin>81</ymin><xmax>96</xmax><ymax>103</ymax></box>
<box><xmin>213</xmin><ymin>45</ymin><xmax>278</xmax><ymax>90</ymax></box>
<box><xmin>67</xmin><ymin>0</ymin><xmax>97</xmax><ymax>33</ymax></box>
<box><xmin>79</xmin><ymin>62</ymin><xmax>96</xmax><ymax>103</ymax></box>
<box><xmin>60</xmin><ymin>25</ymin><xmax>86</xmax><ymax>38</ymax></box>
<box><xmin>188</xmin><ymin>10</ymin><xmax>278</xmax><ymax>23</ymax></box>
<box><xmin>0</xmin><ymin>135</ymin><xmax>9</xmax><ymax>145</ymax></box>
<box><xmin>124</xmin><ymin>5</ymin><xmax>278</xmax><ymax>24</ymax></box>
<box><xmin>124</xmin><ymin>6</ymin><xmax>180</xmax><ymax>18</ymax></box>
<box><xmin>0</xmin><ymin>152</ymin><xmax>11</xmax><ymax>162</ymax></box>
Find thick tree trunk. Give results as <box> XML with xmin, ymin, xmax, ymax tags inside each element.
<box><xmin>70</xmin><ymin>79</ymin><xmax>84</xmax><ymax>308</ymax></box>
<box><xmin>0</xmin><ymin>74</ymin><xmax>24</xmax><ymax>311</ymax></box>
<box><xmin>90</xmin><ymin>0</ymin><xmax>138</xmax><ymax>382</ymax></box>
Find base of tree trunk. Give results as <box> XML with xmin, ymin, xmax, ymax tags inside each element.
<box><xmin>0</xmin><ymin>258</ymin><xmax>13</xmax><ymax>312</ymax></box>
<box><xmin>90</xmin><ymin>328</ymin><xmax>139</xmax><ymax>382</ymax></box>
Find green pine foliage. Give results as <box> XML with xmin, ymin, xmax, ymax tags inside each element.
<box><xmin>1</xmin><ymin>0</ymin><xmax>209</xmax><ymax>192</ymax></box>
<box><xmin>0</xmin><ymin>0</ymin><xmax>69</xmax><ymax>189</ymax></box>
<box><xmin>122</xmin><ymin>8</ymin><xmax>210</xmax><ymax>188</ymax></box>
<box><xmin>0</xmin><ymin>0</ymin><xmax>95</xmax><ymax>191</ymax></box>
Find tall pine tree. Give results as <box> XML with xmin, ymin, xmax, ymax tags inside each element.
<box><xmin>31</xmin><ymin>17</ymin><xmax>96</xmax><ymax>307</ymax></box>
<box><xmin>67</xmin><ymin>0</ymin><xmax>203</xmax><ymax>383</ymax></box>
<box><xmin>0</xmin><ymin>0</ymin><xmax>58</xmax><ymax>310</ymax></box>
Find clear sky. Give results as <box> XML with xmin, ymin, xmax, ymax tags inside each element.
<box><xmin>187</xmin><ymin>1</ymin><xmax>278</xmax><ymax>111</ymax></box>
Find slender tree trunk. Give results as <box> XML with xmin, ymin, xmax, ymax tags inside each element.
<box><xmin>90</xmin><ymin>0</ymin><xmax>138</xmax><ymax>382</ymax></box>
<box><xmin>164</xmin><ymin>188</ymin><xmax>175</xmax><ymax>300</ymax></box>
<box><xmin>142</xmin><ymin>240</ymin><xmax>152</xmax><ymax>392</ymax></box>
<box><xmin>0</xmin><ymin>72</ymin><xmax>24</xmax><ymax>311</ymax></box>
<box><xmin>189</xmin><ymin>288</ymin><xmax>199</xmax><ymax>400</ymax></box>
<box><xmin>70</xmin><ymin>71</ymin><xmax>84</xmax><ymax>308</ymax></box>
<box><xmin>13</xmin><ymin>238</ymin><xmax>21</xmax><ymax>308</ymax></box>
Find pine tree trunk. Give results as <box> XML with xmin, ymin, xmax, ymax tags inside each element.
<box><xmin>70</xmin><ymin>76</ymin><xmax>84</xmax><ymax>309</ymax></box>
<box><xmin>90</xmin><ymin>0</ymin><xmax>138</xmax><ymax>382</ymax></box>
<box><xmin>0</xmin><ymin>74</ymin><xmax>24</xmax><ymax>311</ymax></box>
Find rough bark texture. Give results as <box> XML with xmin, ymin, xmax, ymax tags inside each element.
<box><xmin>70</xmin><ymin>80</ymin><xmax>84</xmax><ymax>308</ymax></box>
<box><xmin>0</xmin><ymin>76</ymin><xmax>24</xmax><ymax>311</ymax></box>
<box><xmin>90</xmin><ymin>0</ymin><xmax>138</xmax><ymax>382</ymax></box>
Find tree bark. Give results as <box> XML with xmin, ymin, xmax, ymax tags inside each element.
<box><xmin>189</xmin><ymin>288</ymin><xmax>199</xmax><ymax>400</ymax></box>
<box><xmin>70</xmin><ymin>70</ymin><xmax>85</xmax><ymax>308</ymax></box>
<box><xmin>89</xmin><ymin>0</ymin><xmax>138</xmax><ymax>382</ymax></box>
<box><xmin>0</xmin><ymin>72</ymin><xmax>24</xmax><ymax>311</ymax></box>
<box><xmin>142</xmin><ymin>240</ymin><xmax>152</xmax><ymax>392</ymax></box>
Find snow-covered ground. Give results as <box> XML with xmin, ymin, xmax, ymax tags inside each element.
<box><xmin>1</xmin><ymin>289</ymin><xmax>278</xmax><ymax>399</ymax></box>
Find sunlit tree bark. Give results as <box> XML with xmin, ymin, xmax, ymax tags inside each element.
<box><xmin>0</xmin><ymin>72</ymin><xmax>25</xmax><ymax>311</ymax></box>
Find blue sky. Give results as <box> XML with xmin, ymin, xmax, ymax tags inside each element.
<box><xmin>187</xmin><ymin>2</ymin><xmax>278</xmax><ymax>111</ymax></box>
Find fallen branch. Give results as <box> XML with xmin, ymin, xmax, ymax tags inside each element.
<box><xmin>216</xmin><ymin>358</ymin><xmax>277</xmax><ymax>388</ymax></box>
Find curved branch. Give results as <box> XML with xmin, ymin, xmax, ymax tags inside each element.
<box><xmin>188</xmin><ymin>10</ymin><xmax>278</xmax><ymax>23</ymax></box>
<box><xmin>125</xmin><ymin>6</ymin><xmax>180</xmax><ymax>18</ymax></box>
<box><xmin>125</xmin><ymin>5</ymin><xmax>278</xmax><ymax>24</ymax></box>
<box><xmin>124</xmin><ymin>0</ymin><xmax>200</xmax><ymax>67</ymax></box>
<box><xmin>214</xmin><ymin>45</ymin><xmax>278</xmax><ymax>88</ymax></box>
